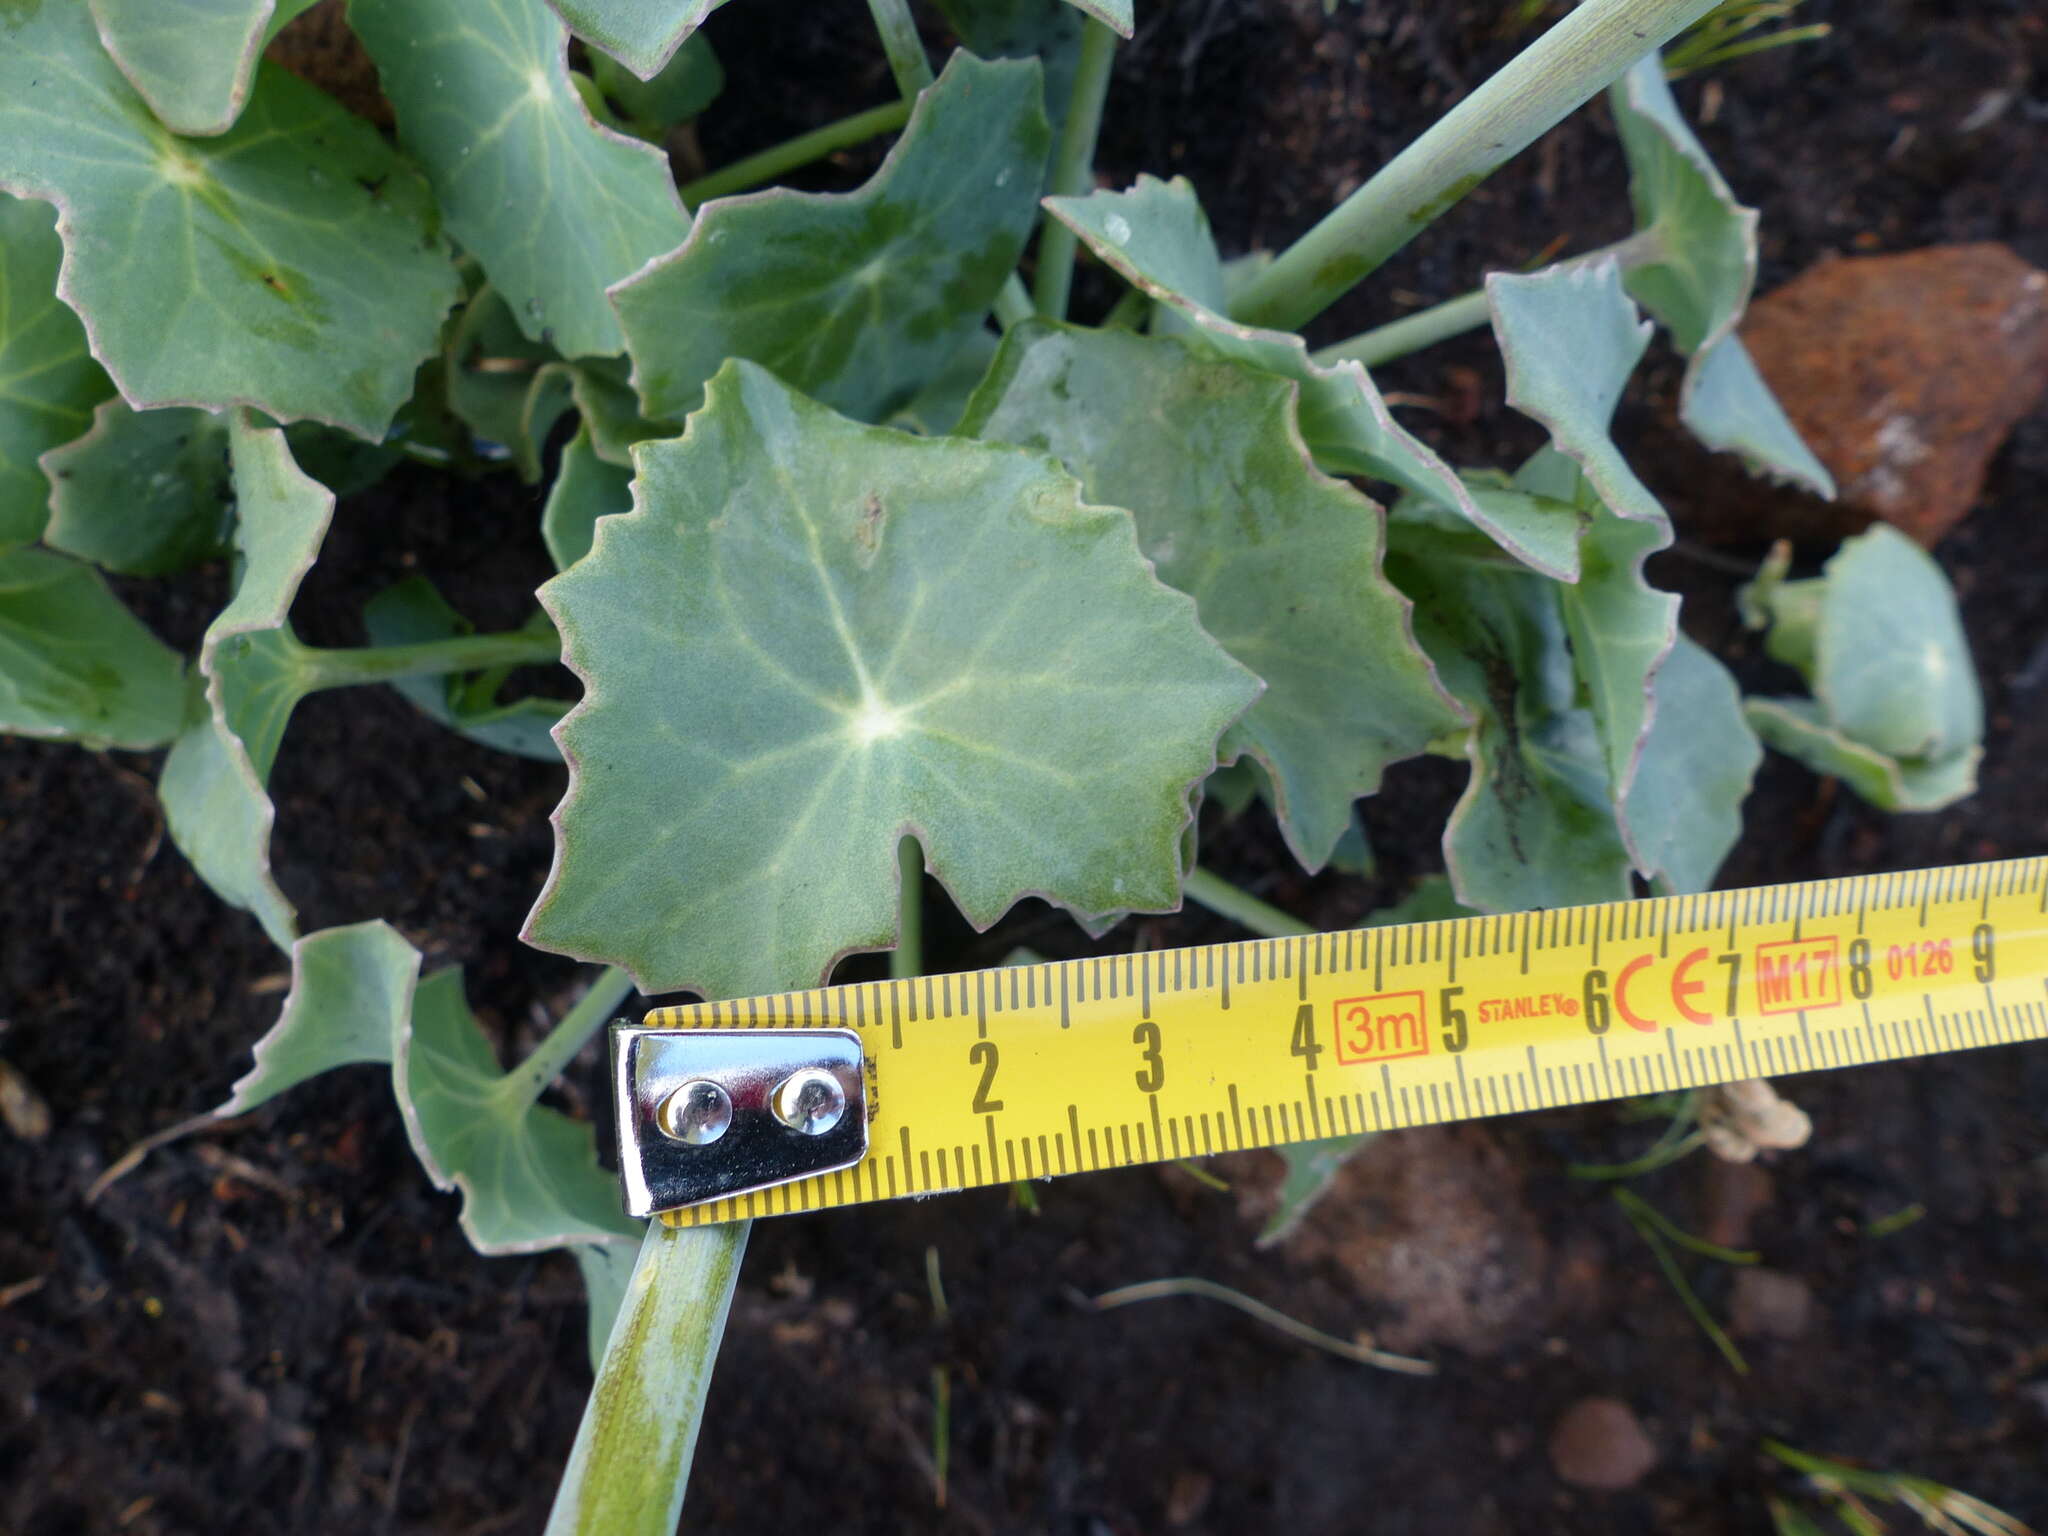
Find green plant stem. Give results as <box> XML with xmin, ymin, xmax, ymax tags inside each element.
<box><xmin>679</xmin><ymin>99</ymin><xmax>912</xmax><ymax>206</ymax></box>
<box><xmin>545</xmin><ymin>1220</ymin><xmax>750</xmax><ymax>1536</ymax></box>
<box><xmin>1032</xmin><ymin>18</ymin><xmax>1118</xmax><ymax>320</ymax></box>
<box><xmin>1228</xmin><ymin>0</ymin><xmax>1724</xmax><ymax>332</ymax></box>
<box><xmin>1183</xmin><ymin>867</ymin><xmax>1312</xmax><ymax>939</ymax></box>
<box><xmin>866</xmin><ymin>0</ymin><xmax>934</xmax><ymax>99</ymax></box>
<box><xmin>1311</xmin><ymin>288</ymin><xmax>1492</xmax><ymax>370</ymax></box>
<box><xmin>295</xmin><ymin>628</ymin><xmax>560</xmax><ymax>693</ymax></box>
<box><xmin>1310</xmin><ymin>229</ymin><xmax>1662</xmax><ymax>369</ymax></box>
<box><xmin>501</xmin><ymin>966</ymin><xmax>636</xmax><ymax>1112</ymax></box>
<box><xmin>993</xmin><ymin>275</ymin><xmax>1035</xmax><ymax>329</ymax></box>
<box><xmin>893</xmin><ymin>836</ymin><xmax>923</xmax><ymax>981</ymax></box>
<box><xmin>1100</xmin><ymin>285</ymin><xmax>1150</xmax><ymax>329</ymax></box>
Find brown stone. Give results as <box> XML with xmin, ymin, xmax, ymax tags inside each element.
<box><xmin>1728</xmin><ymin>1267</ymin><xmax>1814</xmax><ymax>1340</ymax></box>
<box><xmin>1696</xmin><ymin>1158</ymin><xmax>1774</xmax><ymax>1252</ymax></box>
<box><xmin>1737</xmin><ymin>243</ymin><xmax>2048</xmax><ymax>545</ymax></box>
<box><xmin>1235</xmin><ymin>1125</ymin><xmax>1551</xmax><ymax>1356</ymax></box>
<box><xmin>1548</xmin><ymin>1397</ymin><xmax>1658</xmax><ymax>1491</ymax></box>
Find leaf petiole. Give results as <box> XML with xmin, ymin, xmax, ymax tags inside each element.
<box><xmin>678</xmin><ymin>99</ymin><xmax>912</xmax><ymax>207</ymax></box>
<box><xmin>866</xmin><ymin>0</ymin><xmax>934</xmax><ymax>99</ymax></box>
<box><xmin>1310</xmin><ymin>231</ymin><xmax>1664</xmax><ymax>370</ymax></box>
<box><xmin>1228</xmin><ymin>0</ymin><xmax>1723</xmax><ymax>331</ymax></box>
<box><xmin>1182</xmin><ymin>867</ymin><xmax>1313</xmax><ymax>939</ymax></box>
<box><xmin>290</xmin><ymin>627</ymin><xmax>561</xmax><ymax>693</ymax></box>
<box><xmin>497</xmin><ymin>966</ymin><xmax>636</xmax><ymax>1114</ymax></box>
<box><xmin>1032</xmin><ymin>18</ymin><xmax>1119</xmax><ymax>321</ymax></box>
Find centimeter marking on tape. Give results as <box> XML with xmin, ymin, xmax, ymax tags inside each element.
<box><xmin>648</xmin><ymin>857</ymin><xmax>2048</xmax><ymax>1225</ymax></box>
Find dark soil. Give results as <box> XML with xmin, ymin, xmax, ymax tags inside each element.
<box><xmin>5</xmin><ymin>2</ymin><xmax>2046</xmax><ymax>1532</ymax></box>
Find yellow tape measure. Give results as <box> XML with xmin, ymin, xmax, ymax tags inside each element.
<box><xmin>622</xmin><ymin>857</ymin><xmax>2048</xmax><ymax>1225</ymax></box>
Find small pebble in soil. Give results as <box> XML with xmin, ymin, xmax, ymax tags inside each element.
<box><xmin>1729</xmin><ymin>1268</ymin><xmax>1814</xmax><ymax>1341</ymax></box>
<box><xmin>1548</xmin><ymin>1397</ymin><xmax>1658</xmax><ymax>1492</ymax></box>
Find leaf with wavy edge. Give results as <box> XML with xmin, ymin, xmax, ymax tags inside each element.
<box><xmin>158</xmin><ymin>414</ymin><xmax>335</xmax><ymax>948</ymax></box>
<box><xmin>349</xmin><ymin>0</ymin><xmax>688</xmax><ymax>360</ymax></box>
<box><xmin>586</xmin><ymin>33</ymin><xmax>723</xmax><ymax>137</ymax></box>
<box><xmin>215</xmin><ymin>920</ymin><xmax>421</xmax><ymax>1114</ymax></box>
<box><xmin>542</xmin><ymin>426</ymin><xmax>634</xmax><ymax>571</ymax></box>
<box><xmin>89</xmin><ymin>0</ymin><xmax>319</xmax><ymax>137</ymax></box>
<box><xmin>1740</xmin><ymin>526</ymin><xmax>1980</xmax><ymax>811</ymax></box>
<box><xmin>41</xmin><ymin>401</ymin><xmax>233</xmax><ymax>576</ymax></box>
<box><xmin>1626</xmin><ymin>631</ymin><xmax>1759</xmax><ymax>891</ymax></box>
<box><xmin>0</xmin><ymin>196</ymin><xmax>112</xmax><ymax>550</ymax></box>
<box><xmin>0</xmin><ymin>546</ymin><xmax>186</xmax><ymax>749</ymax></box>
<box><xmin>931</xmin><ymin>0</ymin><xmax>1082</xmax><ymax>173</ymax></box>
<box><xmin>1387</xmin><ymin>519</ymin><xmax>1633</xmax><ymax>913</ymax></box>
<box><xmin>0</xmin><ymin>6</ymin><xmax>459</xmax><ymax>438</ymax></box>
<box><xmin>544</xmin><ymin>0</ymin><xmax>728</xmax><ymax>81</ymax></box>
<box><xmin>1744</xmin><ymin>698</ymin><xmax>1977</xmax><ymax>814</ymax></box>
<box><xmin>364</xmin><ymin>574</ymin><xmax>566</xmax><ymax>761</ymax></box>
<box><xmin>612</xmin><ymin>51</ymin><xmax>1050</xmax><ymax>425</ymax></box>
<box><xmin>1489</xmin><ymin>260</ymin><xmax>1666</xmax><ymax>530</ymax></box>
<box><xmin>442</xmin><ymin>285</ymin><xmax>568</xmax><ymax>481</ymax></box>
<box><xmin>1609</xmin><ymin>57</ymin><xmax>1831</xmax><ymax>495</ymax></box>
<box><xmin>394</xmin><ymin>967</ymin><xmax>641</xmax><ymax>1253</ymax></box>
<box><xmin>1043</xmin><ymin>176</ymin><xmax>1580</xmax><ymax>580</ymax></box>
<box><xmin>962</xmin><ymin>322</ymin><xmax>1462</xmax><ymax>872</ymax></box>
<box><xmin>523</xmin><ymin>360</ymin><xmax>1258</xmax><ymax>997</ymax></box>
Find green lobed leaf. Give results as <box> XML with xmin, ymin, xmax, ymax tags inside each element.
<box><xmin>1625</xmin><ymin>630</ymin><xmax>1760</xmax><ymax>891</ymax></box>
<box><xmin>393</xmin><ymin>968</ymin><xmax>641</xmax><ymax>1253</ymax></box>
<box><xmin>1487</xmin><ymin>259</ymin><xmax>1665</xmax><ymax>529</ymax></box>
<box><xmin>1679</xmin><ymin>335</ymin><xmax>1832</xmax><ymax>496</ymax></box>
<box><xmin>1609</xmin><ymin>56</ymin><xmax>1831</xmax><ymax>495</ymax></box>
<box><xmin>962</xmin><ymin>322</ymin><xmax>1463</xmax><ymax>872</ymax></box>
<box><xmin>88</xmin><ymin>0</ymin><xmax>320</xmax><ymax>137</ymax></box>
<box><xmin>586</xmin><ymin>34</ymin><xmax>723</xmax><ymax>138</ymax></box>
<box><xmin>612</xmin><ymin>51</ymin><xmax>1051</xmax><ymax>425</ymax></box>
<box><xmin>1044</xmin><ymin>177</ymin><xmax>1580</xmax><ymax>579</ymax></box>
<box><xmin>1510</xmin><ymin>443</ymin><xmax>1754</xmax><ymax>894</ymax></box>
<box><xmin>0</xmin><ymin>195</ymin><xmax>113</xmax><ymax>550</ymax></box>
<box><xmin>538</xmin><ymin>355</ymin><xmax>675</xmax><ymax>466</ymax></box>
<box><xmin>349</xmin><ymin>0</ymin><xmax>690</xmax><ymax>360</ymax></box>
<box><xmin>40</xmin><ymin>401</ymin><xmax>233</xmax><ymax>576</ymax></box>
<box><xmin>158</xmin><ymin>414</ymin><xmax>335</xmax><ymax>947</ymax></box>
<box><xmin>1609</xmin><ymin>56</ymin><xmax>1753</xmax><ymax>359</ymax></box>
<box><xmin>363</xmin><ymin>574</ymin><xmax>567</xmax><ymax>761</ymax></box>
<box><xmin>1811</xmin><ymin>527</ymin><xmax>1980</xmax><ymax>764</ymax></box>
<box><xmin>523</xmin><ymin>360</ymin><xmax>1259</xmax><ymax>997</ymax></box>
<box><xmin>1740</xmin><ymin>527</ymin><xmax>1981</xmax><ymax>811</ymax></box>
<box><xmin>542</xmin><ymin>426</ymin><xmax>634</xmax><ymax>571</ymax></box>
<box><xmin>0</xmin><ymin>546</ymin><xmax>186</xmax><ymax>749</ymax></box>
<box><xmin>1387</xmin><ymin>520</ymin><xmax>1634</xmax><ymax>913</ymax></box>
<box><xmin>886</xmin><ymin>325</ymin><xmax>1001</xmax><ymax>438</ymax></box>
<box><xmin>543</xmin><ymin>0</ymin><xmax>723</xmax><ymax>82</ymax></box>
<box><xmin>441</xmin><ymin>285</ymin><xmax>568</xmax><ymax>481</ymax></box>
<box><xmin>929</xmin><ymin>0</ymin><xmax>1082</xmax><ymax>171</ymax></box>
<box><xmin>0</xmin><ymin>4</ymin><xmax>460</xmax><ymax>438</ymax></box>
<box><xmin>215</xmin><ymin>919</ymin><xmax>421</xmax><ymax>1114</ymax></box>
<box><xmin>1744</xmin><ymin>698</ymin><xmax>1977</xmax><ymax>814</ymax></box>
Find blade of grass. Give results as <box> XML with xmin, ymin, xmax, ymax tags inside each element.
<box><xmin>1613</xmin><ymin>1186</ymin><xmax>1759</xmax><ymax>1264</ymax></box>
<box><xmin>1093</xmin><ymin>1276</ymin><xmax>1436</xmax><ymax>1376</ymax></box>
<box><xmin>1613</xmin><ymin>1190</ymin><xmax>1749</xmax><ymax>1376</ymax></box>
